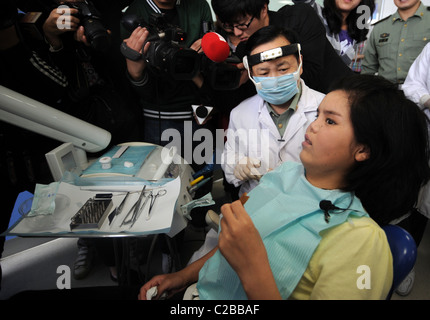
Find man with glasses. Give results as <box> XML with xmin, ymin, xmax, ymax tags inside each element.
<box><xmin>211</xmin><ymin>0</ymin><xmax>352</xmax><ymax>94</ymax></box>
<box><xmin>221</xmin><ymin>15</ymin><xmax>255</xmax><ymax>39</ymax></box>
<box><xmin>221</xmin><ymin>26</ymin><xmax>325</xmax><ymax>196</ymax></box>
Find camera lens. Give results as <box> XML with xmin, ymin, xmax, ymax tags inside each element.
<box><xmin>172</xmin><ymin>50</ymin><xmax>200</xmax><ymax>79</ymax></box>
<box><xmin>209</xmin><ymin>63</ymin><xmax>241</xmax><ymax>90</ymax></box>
<box><xmin>149</xmin><ymin>41</ymin><xmax>199</xmax><ymax>80</ymax></box>
<box><xmin>82</xmin><ymin>18</ymin><xmax>110</xmax><ymax>52</ymax></box>
<box><xmin>72</xmin><ymin>2</ymin><xmax>110</xmax><ymax>52</ymax></box>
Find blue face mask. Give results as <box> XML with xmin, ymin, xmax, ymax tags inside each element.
<box><xmin>251</xmin><ymin>63</ymin><xmax>301</xmax><ymax>105</ymax></box>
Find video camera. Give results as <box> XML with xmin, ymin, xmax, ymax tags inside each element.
<box><xmin>68</xmin><ymin>1</ymin><xmax>111</xmax><ymax>52</ymax></box>
<box><xmin>121</xmin><ymin>13</ymin><xmax>200</xmax><ymax>81</ymax></box>
<box><xmin>201</xmin><ymin>52</ymin><xmax>242</xmax><ymax>91</ymax></box>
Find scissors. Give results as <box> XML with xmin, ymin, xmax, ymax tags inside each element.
<box><xmin>146</xmin><ymin>189</ymin><xmax>167</xmax><ymax>220</ymax></box>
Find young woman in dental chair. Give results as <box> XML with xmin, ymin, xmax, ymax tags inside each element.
<box><xmin>139</xmin><ymin>74</ymin><xmax>430</xmax><ymax>300</ymax></box>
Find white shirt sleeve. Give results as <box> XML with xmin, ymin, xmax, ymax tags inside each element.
<box><xmin>403</xmin><ymin>43</ymin><xmax>430</xmax><ymax>109</ymax></box>
<box><xmin>221</xmin><ymin>110</ymin><xmax>245</xmax><ymax>188</ymax></box>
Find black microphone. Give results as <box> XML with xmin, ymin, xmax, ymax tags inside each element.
<box><xmin>319</xmin><ymin>199</ymin><xmax>359</xmax><ymax>223</ymax></box>
<box><xmin>319</xmin><ymin>200</ymin><xmax>341</xmax><ymax>223</ymax></box>
<box><xmin>319</xmin><ymin>200</ymin><xmax>340</xmax><ymax>212</ymax></box>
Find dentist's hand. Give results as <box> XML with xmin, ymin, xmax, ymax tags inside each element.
<box><xmin>234</xmin><ymin>157</ymin><xmax>263</xmax><ymax>181</ymax></box>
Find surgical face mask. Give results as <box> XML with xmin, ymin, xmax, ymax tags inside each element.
<box><xmin>252</xmin><ymin>64</ymin><xmax>301</xmax><ymax>105</ymax></box>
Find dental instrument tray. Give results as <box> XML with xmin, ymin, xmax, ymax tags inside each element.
<box><xmin>70</xmin><ymin>195</ymin><xmax>113</xmax><ymax>230</ymax></box>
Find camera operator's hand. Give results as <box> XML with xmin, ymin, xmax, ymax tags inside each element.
<box><xmin>237</xmin><ymin>64</ymin><xmax>249</xmax><ymax>87</ymax></box>
<box><xmin>190</xmin><ymin>39</ymin><xmax>203</xmax><ymax>53</ymax></box>
<box><xmin>74</xmin><ymin>25</ymin><xmax>90</xmax><ymax>46</ymax></box>
<box><xmin>123</xmin><ymin>27</ymin><xmax>151</xmax><ymax>81</ymax></box>
<box><xmin>189</xmin><ymin>39</ymin><xmax>204</xmax><ymax>87</ymax></box>
<box><xmin>43</xmin><ymin>7</ymin><xmax>80</xmax><ymax>50</ymax></box>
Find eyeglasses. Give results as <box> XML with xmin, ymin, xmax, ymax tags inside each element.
<box><xmin>222</xmin><ymin>16</ymin><xmax>255</xmax><ymax>31</ymax></box>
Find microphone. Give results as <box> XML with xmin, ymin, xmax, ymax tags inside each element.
<box><xmin>319</xmin><ymin>200</ymin><xmax>342</xmax><ymax>224</ymax></box>
<box><xmin>201</xmin><ymin>32</ymin><xmax>230</xmax><ymax>63</ymax></box>
<box><xmin>319</xmin><ymin>199</ymin><xmax>359</xmax><ymax>223</ymax></box>
<box><xmin>319</xmin><ymin>200</ymin><xmax>340</xmax><ymax>212</ymax></box>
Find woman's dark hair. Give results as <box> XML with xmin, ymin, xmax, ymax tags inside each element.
<box><xmin>322</xmin><ymin>0</ymin><xmax>375</xmax><ymax>43</ymax></box>
<box><xmin>245</xmin><ymin>25</ymin><xmax>301</xmax><ymax>62</ymax></box>
<box><xmin>211</xmin><ymin>0</ymin><xmax>269</xmax><ymax>24</ymax></box>
<box><xmin>334</xmin><ymin>74</ymin><xmax>430</xmax><ymax>225</ymax></box>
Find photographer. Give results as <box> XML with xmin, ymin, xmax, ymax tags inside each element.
<box><xmin>120</xmin><ymin>0</ymin><xmax>214</xmax><ymax>166</ymax></box>
<box><xmin>0</xmin><ymin>0</ymin><xmax>70</xmax><ymax>289</ymax></box>
<box><xmin>39</xmin><ymin>0</ymin><xmax>142</xmax><ymax>146</ymax></box>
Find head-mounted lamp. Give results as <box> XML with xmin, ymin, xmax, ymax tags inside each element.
<box><xmin>242</xmin><ymin>43</ymin><xmax>302</xmax><ymax>90</ymax></box>
<box><xmin>243</xmin><ymin>43</ymin><xmax>301</xmax><ymax>69</ymax></box>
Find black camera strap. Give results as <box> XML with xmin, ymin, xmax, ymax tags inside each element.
<box><xmin>120</xmin><ymin>42</ymin><xmax>142</xmax><ymax>61</ymax></box>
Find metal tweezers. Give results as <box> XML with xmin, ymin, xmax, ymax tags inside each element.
<box><xmin>108</xmin><ymin>192</ymin><xmax>130</xmax><ymax>225</ymax></box>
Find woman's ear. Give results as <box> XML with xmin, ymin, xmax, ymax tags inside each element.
<box><xmin>355</xmin><ymin>144</ymin><xmax>370</xmax><ymax>162</ymax></box>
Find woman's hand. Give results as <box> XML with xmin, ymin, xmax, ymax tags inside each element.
<box><xmin>353</xmin><ymin>53</ymin><xmax>365</xmax><ymax>62</ymax></box>
<box><xmin>139</xmin><ymin>272</ymin><xmax>188</xmax><ymax>300</ymax></box>
<box><xmin>219</xmin><ymin>201</ymin><xmax>281</xmax><ymax>299</ymax></box>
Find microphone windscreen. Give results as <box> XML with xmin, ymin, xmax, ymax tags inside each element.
<box><xmin>319</xmin><ymin>200</ymin><xmax>333</xmax><ymax>211</ymax></box>
<box><xmin>201</xmin><ymin>32</ymin><xmax>230</xmax><ymax>63</ymax></box>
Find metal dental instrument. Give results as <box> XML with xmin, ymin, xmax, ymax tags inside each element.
<box><xmin>121</xmin><ymin>186</ymin><xmax>146</xmax><ymax>227</ymax></box>
<box><xmin>109</xmin><ymin>192</ymin><xmax>130</xmax><ymax>225</ymax></box>
<box><xmin>146</xmin><ymin>189</ymin><xmax>167</xmax><ymax>220</ymax></box>
<box><xmin>129</xmin><ymin>191</ymin><xmax>152</xmax><ymax>228</ymax></box>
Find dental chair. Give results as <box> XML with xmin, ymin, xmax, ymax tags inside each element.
<box><xmin>382</xmin><ymin>225</ymin><xmax>417</xmax><ymax>299</ymax></box>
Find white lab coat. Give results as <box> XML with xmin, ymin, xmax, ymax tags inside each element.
<box><xmin>403</xmin><ymin>43</ymin><xmax>430</xmax><ymax>219</ymax></box>
<box><xmin>403</xmin><ymin>42</ymin><xmax>430</xmax><ymax>109</ymax></box>
<box><xmin>221</xmin><ymin>80</ymin><xmax>325</xmax><ymax>195</ymax></box>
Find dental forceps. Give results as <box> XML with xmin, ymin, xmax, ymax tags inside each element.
<box><xmin>146</xmin><ymin>189</ymin><xmax>167</xmax><ymax>220</ymax></box>
<box><xmin>120</xmin><ymin>185</ymin><xmax>147</xmax><ymax>227</ymax></box>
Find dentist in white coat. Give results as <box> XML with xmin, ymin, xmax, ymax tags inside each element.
<box><xmin>222</xmin><ymin>26</ymin><xmax>325</xmax><ymax>196</ymax></box>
